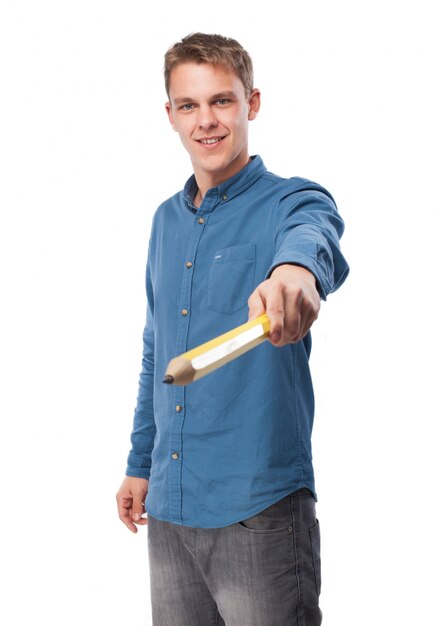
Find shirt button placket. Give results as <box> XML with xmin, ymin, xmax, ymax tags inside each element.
<box><xmin>169</xmin><ymin>209</ymin><xmax>208</xmax><ymax>524</ymax></box>
<box><xmin>169</xmin><ymin>397</ymin><xmax>184</xmax><ymax>522</ymax></box>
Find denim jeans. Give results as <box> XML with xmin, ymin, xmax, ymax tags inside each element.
<box><xmin>147</xmin><ymin>488</ymin><xmax>322</xmax><ymax>626</ymax></box>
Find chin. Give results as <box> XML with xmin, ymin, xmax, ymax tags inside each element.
<box><xmin>201</xmin><ymin>152</ymin><xmax>237</xmax><ymax>170</ymax></box>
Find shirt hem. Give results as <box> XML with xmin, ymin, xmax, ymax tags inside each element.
<box><xmin>146</xmin><ymin>483</ymin><xmax>317</xmax><ymax>529</ymax></box>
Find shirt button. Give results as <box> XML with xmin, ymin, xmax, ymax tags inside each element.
<box><xmin>198</xmin><ymin>217</ymin><xmax>205</xmax><ymax>224</ymax></box>
<box><xmin>181</xmin><ymin>309</ymin><xmax>188</xmax><ymax>316</ymax></box>
<box><xmin>222</xmin><ymin>194</ymin><xmax>228</xmax><ymax>201</ymax></box>
<box><xmin>185</xmin><ymin>261</ymin><xmax>193</xmax><ymax>268</ymax></box>
<box><xmin>175</xmin><ymin>404</ymin><xmax>183</xmax><ymax>412</ymax></box>
<box><xmin>171</xmin><ymin>452</ymin><xmax>179</xmax><ymax>460</ymax></box>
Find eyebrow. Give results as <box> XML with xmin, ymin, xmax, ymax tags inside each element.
<box><xmin>173</xmin><ymin>91</ymin><xmax>238</xmax><ymax>105</ymax></box>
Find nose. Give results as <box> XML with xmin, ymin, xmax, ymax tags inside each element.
<box><xmin>197</xmin><ymin>104</ymin><xmax>218</xmax><ymax>130</ymax></box>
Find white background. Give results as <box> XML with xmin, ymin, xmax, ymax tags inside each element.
<box><xmin>1</xmin><ymin>1</ymin><xmax>439</xmax><ymax>624</ymax></box>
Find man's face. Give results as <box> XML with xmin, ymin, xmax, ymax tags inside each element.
<box><xmin>166</xmin><ymin>62</ymin><xmax>260</xmax><ymax>189</ymax></box>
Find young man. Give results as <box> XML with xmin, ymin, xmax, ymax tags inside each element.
<box><xmin>116</xmin><ymin>33</ymin><xmax>349</xmax><ymax>626</ymax></box>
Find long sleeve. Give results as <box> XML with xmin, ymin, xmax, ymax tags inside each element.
<box><xmin>125</xmin><ymin>257</ymin><xmax>156</xmax><ymax>479</ymax></box>
<box><xmin>267</xmin><ymin>184</ymin><xmax>349</xmax><ymax>299</ymax></box>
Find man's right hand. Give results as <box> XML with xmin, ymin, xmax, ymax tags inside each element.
<box><xmin>116</xmin><ymin>476</ymin><xmax>149</xmax><ymax>533</ymax></box>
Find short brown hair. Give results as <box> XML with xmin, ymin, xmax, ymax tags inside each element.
<box><xmin>164</xmin><ymin>33</ymin><xmax>254</xmax><ymax>97</ymax></box>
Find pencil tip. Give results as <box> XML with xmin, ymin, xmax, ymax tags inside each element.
<box><xmin>163</xmin><ymin>375</ymin><xmax>174</xmax><ymax>385</ymax></box>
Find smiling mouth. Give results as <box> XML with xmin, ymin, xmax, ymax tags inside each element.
<box><xmin>197</xmin><ymin>136</ymin><xmax>226</xmax><ymax>145</ymax></box>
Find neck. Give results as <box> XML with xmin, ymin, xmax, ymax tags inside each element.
<box><xmin>193</xmin><ymin>153</ymin><xmax>252</xmax><ymax>208</ymax></box>
<box><xmin>194</xmin><ymin>188</ymin><xmax>204</xmax><ymax>208</ymax></box>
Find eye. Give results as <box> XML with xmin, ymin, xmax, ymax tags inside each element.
<box><xmin>179</xmin><ymin>103</ymin><xmax>195</xmax><ymax>111</ymax></box>
<box><xmin>215</xmin><ymin>98</ymin><xmax>230</xmax><ymax>105</ymax></box>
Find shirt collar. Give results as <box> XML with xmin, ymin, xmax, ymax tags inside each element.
<box><xmin>183</xmin><ymin>155</ymin><xmax>267</xmax><ymax>209</ymax></box>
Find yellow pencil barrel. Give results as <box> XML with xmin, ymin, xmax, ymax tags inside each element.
<box><xmin>164</xmin><ymin>313</ymin><xmax>270</xmax><ymax>385</ymax></box>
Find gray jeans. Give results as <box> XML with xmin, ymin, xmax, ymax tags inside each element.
<box><xmin>147</xmin><ymin>488</ymin><xmax>322</xmax><ymax>626</ymax></box>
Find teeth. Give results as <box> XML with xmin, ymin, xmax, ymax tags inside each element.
<box><xmin>201</xmin><ymin>137</ymin><xmax>222</xmax><ymax>144</ymax></box>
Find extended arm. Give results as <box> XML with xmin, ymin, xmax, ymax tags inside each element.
<box><xmin>248</xmin><ymin>185</ymin><xmax>349</xmax><ymax>345</ymax></box>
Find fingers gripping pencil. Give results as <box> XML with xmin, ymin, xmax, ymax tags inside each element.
<box><xmin>163</xmin><ymin>314</ymin><xmax>271</xmax><ymax>386</ymax></box>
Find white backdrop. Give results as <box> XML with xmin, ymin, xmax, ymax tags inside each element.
<box><xmin>1</xmin><ymin>1</ymin><xmax>439</xmax><ymax>625</ymax></box>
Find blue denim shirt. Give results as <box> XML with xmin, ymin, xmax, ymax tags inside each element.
<box><xmin>126</xmin><ymin>155</ymin><xmax>349</xmax><ymax>528</ymax></box>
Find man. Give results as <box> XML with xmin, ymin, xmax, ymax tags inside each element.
<box><xmin>116</xmin><ymin>33</ymin><xmax>349</xmax><ymax>626</ymax></box>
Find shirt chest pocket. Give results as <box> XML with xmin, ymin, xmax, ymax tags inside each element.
<box><xmin>207</xmin><ymin>243</ymin><xmax>256</xmax><ymax>315</ymax></box>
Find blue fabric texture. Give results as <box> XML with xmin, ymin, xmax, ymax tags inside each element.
<box><xmin>126</xmin><ymin>155</ymin><xmax>349</xmax><ymax>528</ymax></box>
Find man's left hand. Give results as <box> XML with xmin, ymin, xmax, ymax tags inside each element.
<box><xmin>248</xmin><ymin>264</ymin><xmax>321</xmax><ymax>346</ymax></box>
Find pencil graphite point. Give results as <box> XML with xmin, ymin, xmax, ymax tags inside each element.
<box><xmin>163</xmin><ymin>375</ymin><xmax>174</xmax><ymax>385</ymax></box>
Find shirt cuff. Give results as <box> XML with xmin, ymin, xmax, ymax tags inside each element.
<box><xmin>126</xmin><ymin>450</ymin><xmax>151</xmax><ymax>480</ymax></box>
<box><xmin>266</xmin><ymin>258</ymin><xmax>329</xmax><ymax>300</ymax></box>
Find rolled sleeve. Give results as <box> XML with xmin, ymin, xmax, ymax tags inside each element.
<box><xmin>267</xmin><ymin>187</ymin><xmax>349</xmax><ymax>299</ymax></box>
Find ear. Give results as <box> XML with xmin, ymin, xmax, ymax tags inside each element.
<box><xmin>165</xmin><ymin>102</ymin><xmax>178</xmax><ymax>131</ymax></box>
<box><xmin>248</xmin><ymin>89</ymin><xmax>261</xmax><ymax>121</ymax></box>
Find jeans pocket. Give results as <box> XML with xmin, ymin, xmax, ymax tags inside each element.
<box><xmin>309</xmin><ymin>520</ymin><xmax>321</xmax><ymax>596</ymax></box>
<box><xmin>207</xmin><ymin>244</ymin><xmax>256</xmax><ymax>315</ymax></box>
<box><xmin>237</xmin><ymin>495</ymin><xmax>292</xmax><ymax>533</ymax></box>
